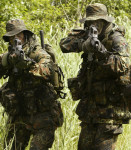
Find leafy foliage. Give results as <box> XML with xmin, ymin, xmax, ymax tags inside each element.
<box><xmin>0</xmin><ymin>0</ymin><xmax>130</xmax><ymax>43</ymax></box>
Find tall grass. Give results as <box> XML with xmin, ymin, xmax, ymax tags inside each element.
<box><xmin>0</xmin><ymin>18</ymin><xmax>131</xmax><ymax>150</ymax></box>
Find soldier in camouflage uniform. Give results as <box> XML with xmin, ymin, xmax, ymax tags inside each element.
<box><xmin>60</xmin><ymin>3</ymin><xmax>131</xmax><ymax>150</ymax></box>
<box><xmin>0</xmin><ymin>19</ymin><xmax>63</xmax><ymax>150</ymax></box>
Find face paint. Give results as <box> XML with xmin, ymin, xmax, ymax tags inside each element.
<box><xmin>9</xmin><ymin>32</ymin><xmax>25</xmax><ymax>45</ymax></box>
<box><xmin>84</xmin><ymin>20</ymin><xmax>104</xmax><ymax>35</ymax></box>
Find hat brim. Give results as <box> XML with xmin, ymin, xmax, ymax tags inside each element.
<box><xmin>79</xmin><ymin>15</ymin><xmax>114</xmax><ymax>23</ymax></box>
<box><xmin>3</xmin><ymin>27</ymin><xmax>33</xmax><ymax>42</ymax></box>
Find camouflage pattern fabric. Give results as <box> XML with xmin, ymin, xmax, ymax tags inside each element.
<box><xmin>5</xmin><ymin>122</ymin><xmax>32</xmax><ymax>150</ymax></box>
<box><xmin>3</xmin><ymin>19</ymin><xmax>33</xmax><ymax>42</ymax></box>
<box><xmin>5</xmin><ymin>111</ymin><xmax>61</xmax><ymax>150</ymax></box>
<box><xmin>0</xmin><ymin>34</ymin><xmax>63</xmax><ymax>150</ymax></box>
<box><xmin>30</xmin><ymin>129</ymin><xmax>55</xmax><ymax>150</ymax></box>
<box><xmin>78</xmin><ymin>122</ymin><xmax>122</xmax><ymax>150</ymax></box>
<box><xmin>79</xmin><ymin>3</ymin><xmax>114</xmax><ymax>23</ymax></box>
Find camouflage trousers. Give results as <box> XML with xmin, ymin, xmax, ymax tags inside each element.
<box><xmin>78</xmin><ymin>122</ymin><xmax>123</xmax><ymax>150</ymax></box>
<box><xmin>1</xmin><ymin>83</ymin><xmax>63</xmax><ymax>150</ymax></box>
<box><xmin>4</xmin><ymin>112</ymin><xmax>61</xmax><ymax>150</ymax></box>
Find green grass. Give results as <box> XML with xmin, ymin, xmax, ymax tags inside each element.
<box><xmin>116</xmin><ymin>123</ymin><xmax>131</xmax><ymax>150</ymax></box>
<box><xmin>0</xmin><ymin>19</ymin><xmax>131</xmax><ymax>150</ymax></box>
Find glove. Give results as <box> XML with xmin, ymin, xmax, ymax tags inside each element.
<box><xmin>14</xmin><ymin>56</ymin><xmax>35</xmax><ymax>70</ymax></box>
<box><xmin>8</xmin><ymin>52</ymin><xmax>20</xmax><ymax>65</ymax></box>
<box><xmin>95</xmin><ymin>44</ymin><xmax>109</xmax><ymax>60</ymax></box>
<box><xmin>2</xmin><ymin>51</ymin><xmax>22</xmax><ymax>68</ymax></box>
<box><xmin>3</xmin><ymin>52</ymin><xmax>34</xmax><ymax>70</ymax></box>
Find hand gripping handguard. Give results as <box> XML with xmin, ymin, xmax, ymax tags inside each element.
<box><xmin>7</xmin><ymin>39</ymin><xmax>35</xmax><ymax>75</ymax></box>
<box><xmin>1</xmin><ymin>39</ymin><xmax>24</xmax><ymax>70</ymax></box>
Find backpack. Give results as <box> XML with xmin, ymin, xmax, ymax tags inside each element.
<box><xmin>44</xmin><ymin>44</ymin><xmax>66</xmax><ymax>99</ymax></box>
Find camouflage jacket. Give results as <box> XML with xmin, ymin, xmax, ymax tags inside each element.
<box><xmin>60</xmin><ymin>24</ymin><xmax>131</xmax><ymax>124</ymax></box>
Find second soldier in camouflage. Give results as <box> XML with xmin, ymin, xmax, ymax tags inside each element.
<box><xmin>60</xmin><ymin>3</ymin><xmax>131</xmax><ymax>150</ymax></box>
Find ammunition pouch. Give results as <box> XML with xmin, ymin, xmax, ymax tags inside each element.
<box><xmin>0</xmin><ymin>82</ymin><xmax>19</xmax><ymax>115</ymax></box>
<box><xmin>52</xmin><ymin>64</ymin><xmax>66</xmax><ymax>99</ymax></box>
<box><xmin>44</xmin><ymin>44</ymin><xmax>66</xmax><ymax>99</ymax></box>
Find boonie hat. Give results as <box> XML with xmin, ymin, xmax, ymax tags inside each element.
<box><xmin>3</xmin><ymin>19</ymin><xmax>33</xmax><ymax>42</ymax></box>
<box><xmin>80</xmin><ymin>3</ymin><xmax>114</xmax><ymax>23</ymax></box>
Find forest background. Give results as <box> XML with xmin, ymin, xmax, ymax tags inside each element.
<box><xmin>0</xmin><ymin>0</ymin><xmax>131</xmax><ymax>149</ymax></box>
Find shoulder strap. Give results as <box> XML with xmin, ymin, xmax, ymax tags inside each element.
<box><xmin>44</xmin><ymin>44</ymin><xmax>56</xmax><ymax>62</ymax></box>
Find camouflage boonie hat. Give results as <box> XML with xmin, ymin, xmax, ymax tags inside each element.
<box><xmin>80</xmin><ymin>3</ymin><xmax>114</xmax><ymax>23</ymax></box>
<box><xmin>3</xmin><ymin>19</ymin><xmax>33</xmax><ymax>42</ymax></box>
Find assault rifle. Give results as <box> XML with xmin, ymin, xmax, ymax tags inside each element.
<box><xmin>8</xmin><ymin>39</ymin><xmax>35</xmax><ymax>75</ymax></box>
<box><xmin>85</xmin><ymin>25</ymin><xmax>101</xmax><ymax>61</ymax></box>
<box><xmin>8</xmin><ymin>39</ymin><xmax>24</xmax><ymax>75</ymax></box>
<box><xmin>86</xmin><ymin>25</ymin><xmax>100</xmax><ymax>49</ymax></box>
<box><xmin>84</xmin><ymin>25</ymin><xmax>108</xmax><ymax>61</ymax></box>
<box><xmin>8</xmin><ymin>38</ymin><xmax>24</xmax><ymax>58</ymax></box>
